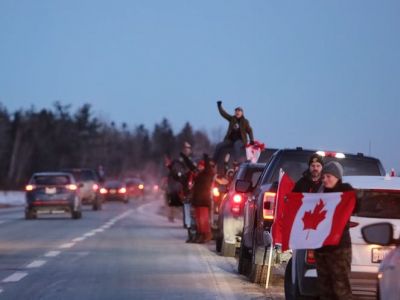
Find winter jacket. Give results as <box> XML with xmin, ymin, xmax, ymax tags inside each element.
<box><xmin>191</xmin><ymin>157</ymin><xmax>214</xmax><ymax>208</ymax></box>
<box><xmin>316</xmin><ymin>181</ymin><xmax>354</xmax><ymax>253</ymax></box>
<box><xmin>292</xmin><ymin>170</ymin><xmax>323</xmax><ymax>193</ymax></box>
<box><xmin>218</xmin><ymin>103</ymin><xmax>254</xmax><ymax>145</ymax></box>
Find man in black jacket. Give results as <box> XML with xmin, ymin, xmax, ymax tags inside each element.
<box><xmin>292</xmin><ymin>154</ymin><xmax>324</xmax><ymax>193</ymax></box>
<box><xmin>213</xmin><ymin>101</ymin><xmax>254</xmax><ymax>174</ymax></box>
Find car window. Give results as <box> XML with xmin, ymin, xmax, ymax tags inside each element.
<box><xmin>264</xmin><ymin>152</ymin><xmax>383</xmax><ymax>185</ymax></box>
<box><xmin>33</xmin><ymin>175</ymin><xmax>71</xmax><ymax>185</ymax></box>
<box><xmin>105</xmin><ymin>181</ymin><xmax>123</xmax><ymax>188</ymax></box>
<box><xmin>354</xmin><ymin>190</ymin><xmax>400</xmax><ymax>219</ymax></box>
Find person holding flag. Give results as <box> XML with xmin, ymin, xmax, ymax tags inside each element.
<box><xmin>315</xmin><ymin>161</ymin><xmax>354</xmax><ymax>300</ymax></box>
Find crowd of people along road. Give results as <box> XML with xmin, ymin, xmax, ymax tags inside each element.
<box><xmin>164</xmin><ymin>101</ymin><xmax>255</xmax><ymax>243</ymax></box>
<box><xmin>164</xmin><ymin>100</ymin><xmax>355</xmax><ymax>299</ymax></box>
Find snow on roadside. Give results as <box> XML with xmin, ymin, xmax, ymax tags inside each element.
<box><xmin>0</xmin><ymin>191</ymin><xmax>25</xmax><ymax>206</ymax></box>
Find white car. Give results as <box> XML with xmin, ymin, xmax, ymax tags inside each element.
<box><xmin>362</xmin><ymin>222</ymin><xmax>400</xmax><ymax>300</ymax></box>
<box><xmin>285</xmin><ymin>175</ymin><xmax>400</xmax><ymax>299</ymax></box>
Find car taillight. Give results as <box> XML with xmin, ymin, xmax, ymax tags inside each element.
<box><xmin>212</xmin><ymin>187</ymin><xmax>220</xmax><ymax>198</ymax></box>
<box><xmin>233</xmin><ymin>194</ymin><xmax>243</xmax><ymax>204</ymax></box>
<box><xmin>138</xmin><ymin>184</ymin><xmax>144</xmax><ymax>190</ymax></box>
<box><xmin>67</xmin><ymin>184</ymin><xmax>78</xmax><ymax>191</ymax></box>
<box><xmin>349</xmin><ymin>221</ymin><xmax>359</xmax><ymax>228</ymax></box>
<box><xmin>306</xmin><ymin>250</ymin><xmax>316</xmax><ymax>264</ymax></box>
<box><xmin>93</xmin><ymin>184</ymin><xmax>99</xmax><ymax>191</ymax></box>
<box><xmin>100</xmin><ymin>188</ymin><xmax>108</xmax><ymax>194</ymax></box>
<box><xmin>263</xmin><ymin>192</ymin><xmax>276</xmax><ymax>220</ymax></box>
<box><xmin>316</xmin><ymin>151</ymin><xmax>345</xmax><ymax>159</ymax></box>
<box><xmin>153</xmin><ymin>185</ymin><xmax>159</xmax><ymax>192</ymax></box>
<box><xmin>25</xmin><ymin>184</ymin><xmax>35</xmax><ymax>191</ymax></box>
<box><xmin>118</xmin><ymin>187</ymin><xmax>127</xmax><ymax>194</ymax></box>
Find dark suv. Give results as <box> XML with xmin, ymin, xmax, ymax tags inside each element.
<box><xmin>25</xmin><ymin>172</ymin><xmax>83</xmax><ymax>220</ymax></box>
<box><xmin>236</xmin><ymin>148</ymin><xmax>385</xmax><ymax>285</ymax></box>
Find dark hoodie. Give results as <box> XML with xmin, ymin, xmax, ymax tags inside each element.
<box><xmin>292</xmin><ymin>170</ymin><xmax>323</xmax><ymax>193</ymax></box>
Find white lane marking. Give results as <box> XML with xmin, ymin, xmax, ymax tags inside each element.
<box><xmin>72</xmin><ymin>237</ymin><xmax>86</xmax><ymax>242</ymax></box>
<box><xmin>26</xmin><ymin>260</ymin><xmax>46</xmax><ymax>268</ymax></box>
<box><xmin>44</xmin><ymin>251</ymin><xmax>61</xmax><ymax>258</ymax></box>
<box><xmin>94</xmin><ymin>228</ymin><xmax>104</xmax><ymax>233</ymax></box>
<box><xmin>59</xmin><ymin>243</ymin><xmax>75</xmax><ymax>249</ymax></box>
<box><xmin>0</xmin><ymin>287</ymin><xmax>3</xmax><ymax>293</ymax></box>
<box><xmin>2</xmin><ymin>272</ymin><xmax>28</xmax><ymax>283</ymax></box>
<box><xmin>84</xmin><ymin>232</ymin><xmax>96</xmax><ymax>237</ymax></box>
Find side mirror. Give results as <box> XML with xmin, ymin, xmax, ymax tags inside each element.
<box><xmin>362</xmin><ymin>223</ymin><xmax>394</xmax><ymax>246</ymax></box>
<box><xmin>235</xmin><ymin>180</ymin><xmax>252</xmax><ymax>193</ymax></box>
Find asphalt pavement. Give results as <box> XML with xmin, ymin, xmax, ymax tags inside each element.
<box><xmin>0</xmin><ymin>197</ymin><xmax>280</xmax><ymax>300</ymax></box>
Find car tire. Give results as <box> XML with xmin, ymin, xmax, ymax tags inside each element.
<box><xmin>25</xmin><ymin>210</ymin><xmax>36</xmax><ymax>220</ymax></box>
<box><xmin>72</xmin><ymin>211</ymin><xmax>82</xmax><ymax>220</ymax></box>
<box><xmin>249</xmin><ymin>234</ymin><xmax>268</xmax><ymax>284</ymax></box>
<box><xmin>221</xmin><ymin>240</ymin><xmax>236</xmax><ymax>257</ymax></box>
<box><xmin>284</xmin><ymin>258</ymin><xmax>315</xmax><ymax>300</ymax></box>
<box><xmin>238</xmin><ymin>236</ymin><xmax>251</xmax><ymax>276</ymax></box>
<box><xmin>93</xmin><ymin>203</ymin><xmax>99</xmax><ymax>211</ymax></box>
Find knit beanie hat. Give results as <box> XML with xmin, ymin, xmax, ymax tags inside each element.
<box><xmin>322</xmin><ymin>161</ymin><xmax>344</xmax><ymax>180</ymax></box>
<box><xmin>309</xmin><ymin>154</ymin><xmax>324</xmax><ymax>166</ymax></box>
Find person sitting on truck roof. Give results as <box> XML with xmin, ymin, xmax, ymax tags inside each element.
<box><xmin>212</xmin><ymin>101</ymin><xmax>254</xmax><ymax>175</ymax></box>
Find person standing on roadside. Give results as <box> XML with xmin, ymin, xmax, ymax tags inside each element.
<box><xmin>315</xmin><ymin>161</ymin><xmax>354</xmax><ymax>300</ymax></box>
<box><xmin>213</xmin><ymin>101</ymin><xmax>254</xmax><ymax>174</ymax></box>
<box><xmin>292</xmin><ymin>154</ymin><xmax>324</xmax><ymax>193</ymax></box>
<box><xmin>190</xmin><ymin>154</ymin><xmax>215</xmax><ymax>244</ymax></box>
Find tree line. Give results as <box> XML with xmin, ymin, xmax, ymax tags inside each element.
<box><xmin>0</xmin><ymin>102</ymin><xmax>213</xmax><ymax>189</ymax></box>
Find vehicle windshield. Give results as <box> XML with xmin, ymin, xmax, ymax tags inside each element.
<box><xmin>354</xmin><ymin>190</ymin><xmax>400</xmax><ymax>219</ymax></box>
<box><xmin>237</xmin><ymin>166</ymin><xmax>264</xmax><ymax>189</ymax></box>
<box><xmin>32</xmin><ymin>175</ymin><xmax>71</xmax><ymax>186</ymax></box>
<box><xmin>265</xmin><ymin>152</ymin><xmax>383</xmax><ymax>184</ymax></box>
<box><xmin>105</xmin><ymin>181</ymin><xmax>124</xmax><ymax>189</ymax></box>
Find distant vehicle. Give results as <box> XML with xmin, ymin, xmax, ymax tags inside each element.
<box><xmin>100</xmin><ymin>180</ymin><xmax>129</xmax><ymax>203</ymax></box>
<box><xmin>236</xmin><ymin>147</ymin><xmax>385</xmax><ymax>285</ymax></box>
<box><xmin>362</xmin><ymin>222</ymin><xmax>400</xmax><ymax>300</ymax></box>
<box><xmin>215</xmin><ymin>163</ymin><xmax>265</xmax><ymax>257</ymax></box>
<box><xmin>285</xmin><ymin>176</ymin><xmax>400</xmax><ymax>299</ymax></box>
<box><xmin>62</xmin><ymin>168</ymin><xmax>102</xmax><ymax>211</ymax></box>
<box><xmin>25</xmin><ymin>172</ymin><xmax>82</xmax><ymax>220</ymax></box>
<box><xmin>124</xmin><ymin>178</ymin><xmax>145</xmax><ymax>199</ymax></box>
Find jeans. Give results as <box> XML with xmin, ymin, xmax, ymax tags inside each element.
<box><xmin>213</xmin><ymin>139</ymin><xmax>245</xmax><ymax>174</ymax></box>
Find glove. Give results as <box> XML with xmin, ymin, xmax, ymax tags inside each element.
<box><xmin>249</xmin><ymin>141</ymin><xmax>255</xmax><ymax>145</ymax></box>
<box><xmin>217</xmin><ymin>100</ymin><xmax>222</xmax><ymax>105</ymax></box>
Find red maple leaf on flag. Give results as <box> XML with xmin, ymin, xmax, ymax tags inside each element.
<box><xmin>302</xmin><ymin>199</ymin><xmax>327</xmax><ymax>239</ymax></box>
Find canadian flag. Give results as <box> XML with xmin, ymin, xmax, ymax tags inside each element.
<box><xmin>281</xmin><ymin>191</ymin><xmax>356</xmax><ymax>251</ymax></box>
<box><xmin>245</xmin><ymin>141</ymin><xmax>265</xmax><ymax>163</ymax></box>
<box><xmin>271</xmin><ymin>170</ymin><xmax>295</xmax><ymax>245</ymax></box>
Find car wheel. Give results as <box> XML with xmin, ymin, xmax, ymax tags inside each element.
<box><xmin>93</xmin><ymin>203</ymin><xmax>99</xmax><ymax>211</ymax></box>
<box><xmin>72</xmin><ymin>211</ymin><xmax>82</xmax><ymax>220</ymax></box>
<box><xmin>249</xmin><ymin>234</ymin><xmax>267</xmax><ymax>284</ymax></box>
<box><xmin>284</xmin><ymin>258</ymin><xmax>315</xmax><ymax>300</ymax></box>
<box><xmin>221</xmin><ymin>240</ymin><xmax>236</xmax><ymax>257</ymax></box>
<box><xmin>25</xmin><ymin>210</ymin><xmax>36</xmax><ymax>220</ymax></box>
<box><xmin>238</xmin><ymin>236</ymin><xmax>251</xmax><ymax>276</ymax></box>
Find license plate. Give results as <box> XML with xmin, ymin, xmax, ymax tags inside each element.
<box><xmin>371</xmin><ymin>248</ymin><xmax>391</xmax><ymax>263</ymax></box>
<box><xmin>45</xmin><ymin>187</ymin><xmax>57</xmax><ymax>194</ymax></box>
<box><xmin>110</xmin><ymin>189</ymin><xmax>116</xmax><ymax>194</ymax></box>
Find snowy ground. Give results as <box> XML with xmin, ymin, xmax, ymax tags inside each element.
<box><xmin>0</xmin><ymin>191</ymin><xmax>25</xmax><ymax>206</ymax></box>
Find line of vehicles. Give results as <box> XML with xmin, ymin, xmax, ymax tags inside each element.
<box><xmin>211</xmin><ymin>147</ymin><xmax>400</xmax><ymax>299</ymax></box>
<box><xmin>24</xmin><ymin>168</ymin><xmax>150</xmax><ymax>220</ymax></box>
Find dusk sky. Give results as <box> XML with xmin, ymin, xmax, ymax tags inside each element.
<box><xmin>1</xmin><ymin>1</ymin><xmax>399</xmax><ymax>171</ymax></box>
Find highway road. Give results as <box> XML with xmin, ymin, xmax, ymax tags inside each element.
<box><xmin>0</xmin><ymin>198</ymin><xmax>276</xmax><ymax>300</ymax></box>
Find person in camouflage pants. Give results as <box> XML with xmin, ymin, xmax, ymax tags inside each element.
<box><xmin>316</xmin><ymin>161</ymin><xmax>354</xmax><ymax>300</ymax></box>
<box><xmin>315</xmin><ymin>247</ymin><xmax>353</xmax><ymax>300</ymax></box>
